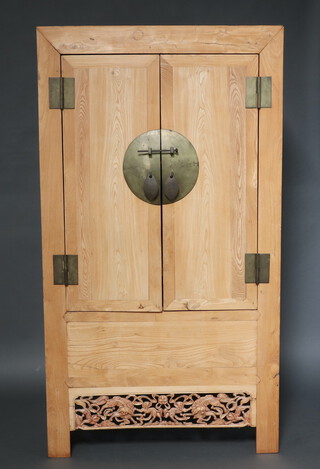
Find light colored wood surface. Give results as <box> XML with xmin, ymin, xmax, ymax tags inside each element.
<box><xmin>67</xmin><ymin>367</ymin><xmax>257</xmax><ymax>389</ymax></box>
<box><xmin>68</xmin><ymin>386</ymin><xmax>256</xmax><ymax>431</ymax></box>
<box><xmin>161</xmin><ymin>55</ymin><xmax>258</xmax><ymax>310</ymax></box>
<box><xmin>37</xmin><ymin>25</ymin><xmax>283</xmax><ymax>454</ymax></box>
<box><xmin>67</xmin><ymin>321</ymin><xmax>256</xmax><ymax>382</ymax></box>
<box><xmin>64</xmin><ymin>309</ymin><xmax>260</xmax><ymax>322</ymax></box>
<box><xmin>68</xmin><ymin>385</ymin><xmax>257</xmax><ymax>399</ymax></box>
<box><xmin>256</xmin><ymin>27</ymin><xmax>283</xmax><ymax>454</ymax></box>
<box><xmin>62</xmin><ymin>55</ymin><xmax>162</xmax><ymax>312</ymax></box>
<box><xmin>37</xmin><ymin>30</ymin><xmax>70</xmax><ymax>458</ymax></box>
<box><xmin>37</xmin><ymin>25</ymin><xmax>282</xmax><ymax>54</ymax></box>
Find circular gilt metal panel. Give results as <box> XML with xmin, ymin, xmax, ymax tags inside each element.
<box><xmin>123</xmin><ymin>129</ymin><xmax>199</xmax><ymax>205</ymax></box>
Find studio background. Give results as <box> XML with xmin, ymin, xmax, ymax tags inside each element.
<box><xmin>0</xmin><ymin>1</ymin><xmax>319</xmax><ymax>468</ymax></box>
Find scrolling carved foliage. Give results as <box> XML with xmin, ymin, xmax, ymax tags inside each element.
<box><xmin>75</xmin><ymin>392</ymin><xmax>252</xmax><ymax>429</ymax></box>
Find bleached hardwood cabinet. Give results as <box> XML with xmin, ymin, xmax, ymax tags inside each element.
<box><xmin>37</xmin><ymin>25</ymin><xmax>283</xmax><ymax>457</ymax></box>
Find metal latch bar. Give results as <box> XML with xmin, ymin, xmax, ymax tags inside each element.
<box><xmin>138</xmin><ymin>147</ymin><xmax>178</xmax><ymax>156</ymax></box>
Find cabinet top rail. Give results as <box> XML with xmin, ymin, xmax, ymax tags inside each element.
<box><xmin>37</xmin><ymin>25</ymin><xmax>283</xmax><ymax>55</ymax></box>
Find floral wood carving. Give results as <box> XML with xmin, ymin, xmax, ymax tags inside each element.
<box><xmin>74</xmin><ymin>392</ymin><xmax>252</xmax><ymax>429</ymax></box>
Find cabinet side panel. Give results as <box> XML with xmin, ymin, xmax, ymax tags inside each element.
<box><xmin>36</xmin><ymin>30</ymin><xmax>70</xmax><ymax>457</ymax></box>
<box><xmin>256</xmin><ymin>28</ymin><xmax>284</xmax><ymax>454</ymax></box>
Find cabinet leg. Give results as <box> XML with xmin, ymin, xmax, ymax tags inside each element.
<box><xmin>47</xmin><ymin>427</ymin><xmax>71</xmax><ymax>458</ymax></box>
<box><xmin>46</xmin><ymin>383</ymin><xmax>71</xmax><ymax>457</ymax></box>
<box><xmin>255</xmin><ymin>376</ymin><xmax>280</xmax><ymax>454</ymax></box>
<box><xmin>256</xmin><ymin>427</ymin><xmax>279</xmax><ymax>454</ymax></box>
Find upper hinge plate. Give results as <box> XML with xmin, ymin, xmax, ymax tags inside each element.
<box><xmin>49</xmin><ymin>77</ymin><xmax>75</xmax><ymax>109</ymax></box>
<box><xmin>53</xmin><ymin>255</ymin><xmax>78</xmax><ymax>285</ymax></box>
<box><xmin>246</xmin><ymin>77</ymin><xmax>272</xmax><ymax>109</ymax></box>
<box><xmin>245</xmin><ymin>253</ymin><xmax>270</xmax><ymax>285</ymax></box>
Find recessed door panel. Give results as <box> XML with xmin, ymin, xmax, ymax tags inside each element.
<box><xmin>62</xmin><ymin>55</ymin><xmax>162</xmax><ymax>311</ymax></box>
<box><xmin>62</xmin><ymin>54</ymin><xmax>259</xmax><ymax>312</ymax></box>
<box><xmin>161</xmin><ymin>55</ymin><xmax>258</xmax><ymax>310</ymax></box>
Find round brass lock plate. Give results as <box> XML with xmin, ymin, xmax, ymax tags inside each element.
<box><xmin>123</xmin><ymin>129</ymin><xmax>199</xmax><ymax>205</ymax></box>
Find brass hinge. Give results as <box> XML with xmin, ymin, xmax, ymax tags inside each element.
<box><xmin>246</xmin><ymin>77</ymin><xmax>272</xmax><ymax>109</ymax></box>
<box><xmin>49</xmin><ymin>77</ymin><xmax>75</xmax><ymax>109</ymax></box>
<box><xmin>53</xmin><ymin>255</ymin><xmax>78</xmax><ymax>285</ymax></box>
<box><xmin>245</xmin><ymin>254</ymin><xmax>270</xmax><ymax>285</ymax></box>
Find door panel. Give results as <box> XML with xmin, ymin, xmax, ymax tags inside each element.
<box><xmin>161</xmin><ymin>55</ymin><xmax>258</xmax><ymax>310</ymax></box>
<box><xmin>62</xmin><ymin>55</ymin><xmax>162</xmax><ymax>311</ymax></box>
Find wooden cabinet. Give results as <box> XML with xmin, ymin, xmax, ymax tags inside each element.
<box><xmin>37</xmin><ymin>26</ymin><xmax>283</xmax><ymax>457</ymax></box>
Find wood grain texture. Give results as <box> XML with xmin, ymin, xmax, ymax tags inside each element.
<box><xmin>64</xmin><ymin>309</ymin><xmax>260</xmax><ymax>322</ymax></box>
<box><xmin>68</xmin><ymin>384</ymin><xmax>257</xmax><ymax>399</ymax></box>
<box><xmin>36</xmin><ymin>26</ymin><xmax>283</xmax><ymax>454</ymax></box>
<box><xmin>67</xmin><ymin>367</ymin><xmax>257</xmax><ymax>389</ymax></box>
<box><xmin>37</xmin><ymin>30</ymin><xmax>70</xmax><ymax>457</ymax></box>
<box><xmin>62</xmin><ymin>55</ymin><xmax>162</xmax><ymax>312</ymax></box>
<box><xmin>69</xmin><ymin>386</ymin><xmax>256</xmax><ymax>431</ymax></box>
<box><xmin>161</xmin><ymin>55</ymin><xmax>258</xmax><ymax>310</ymax></box>
<box><xmin>37</xmin><ymin>25</ymin><xmax>282</xmax><ymax>54</ymax></box>
<box><xmin>256</xmin><ymin>28</ymin><xmax>283</xmax><ymax>454</ymax></box>
<box><xmin>67</xmin><ymin>321</ymin><xmax>257</xmax><ymax>384</ymax></box>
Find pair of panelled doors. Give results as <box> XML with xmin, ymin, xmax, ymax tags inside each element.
<box><xmin>37</xmin><ymin>26</ymin><xmax>283</xmax><ymax>457</ymax></box>
<box><xmin>63</xmin><ymin>54</ymin><xmax>258</xmax><ymax>312</ymax></box>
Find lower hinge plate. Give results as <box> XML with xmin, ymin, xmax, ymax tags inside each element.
<box><xmin>53</xmin><ymin>255</ymin><xmax>78</xmax><ymax>285</ymax></box>
<box><xmin>245</xmin><ymin>253</ymin><xmax>270</xmax><ymax>285</ymax></box>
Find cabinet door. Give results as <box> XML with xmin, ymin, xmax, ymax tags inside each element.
<box><xmin>62</xmin><ymin>55</ymin><xmax>162</xmax><ymax>312</ymax></box>
<box><xmin>161</xmin><ymin>55</ymin><xmax>258</xmax><ymax>310</ymax></box>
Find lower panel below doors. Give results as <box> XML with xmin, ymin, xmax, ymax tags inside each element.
<box><xmin>66</xmin><ymin>311</ymin><xmax>258</xmax><ymax>431</ymax></box>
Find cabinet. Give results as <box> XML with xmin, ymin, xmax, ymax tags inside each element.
<box><xmin>37</xmin><ymin>26</ymin><xmax>283</xmax><ymax>457</ymax></box>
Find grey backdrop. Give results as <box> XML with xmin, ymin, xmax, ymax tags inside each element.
<box><xmin>0</xmin><ymin>0</ymin><xmax>319</xmax><ymax>468</ymax></box>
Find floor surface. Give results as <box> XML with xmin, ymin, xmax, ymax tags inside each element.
<box><xmin>1</xmin><ymin>382</ymin><xmax>318</xmax><ymax>469</ymax></box>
